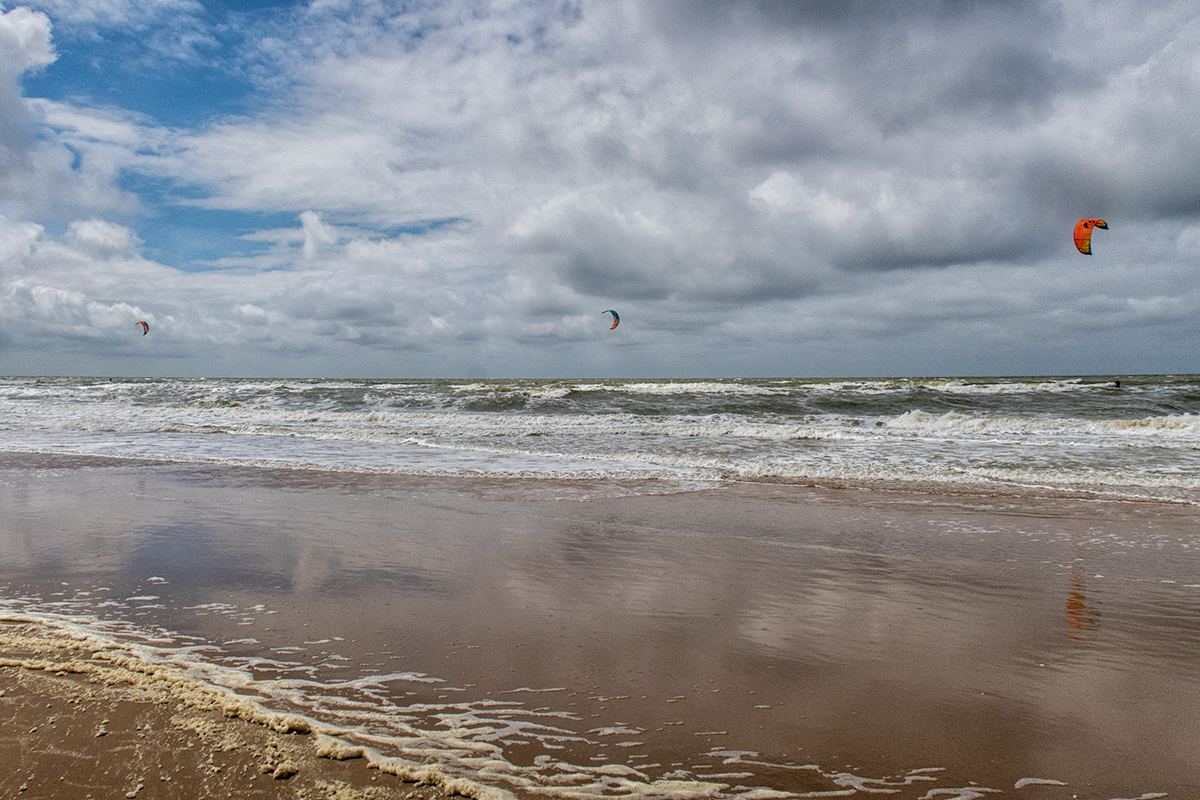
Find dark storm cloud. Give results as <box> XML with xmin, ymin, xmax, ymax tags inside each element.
<box><xmin>647</xmin><ymin>0</ymin><xmax>1042</xmax><ymax>32</ymax></box>
<box><xmin>496</xmin><ymin>0</ymin><xmax>1092</xmax><ymax>292</ymax></box>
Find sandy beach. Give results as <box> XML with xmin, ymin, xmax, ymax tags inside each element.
<box><xmin>1</xmin><ymin>452</ymin><xmax>1198</xmax><ymax>799</ymax></box>
<box><xmin>1</xmin><ymin>620</ymin><xmax>447</xmax><ymax>800</ymax></box>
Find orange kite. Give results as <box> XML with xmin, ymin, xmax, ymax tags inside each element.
<box><xmin>1074</xmin><ymin>219</ymin><xmax>1108</xmax><ymax>255</ymax></box>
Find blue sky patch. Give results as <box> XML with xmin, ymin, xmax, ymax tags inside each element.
<box><xmin>135</xmin><ymin>206</ymin><xmax>296</xmax><ymax>271</ymax></box>
<box><xmin>23</xmin><ymin>30</ymin><xmax>260</xmax><ymax>128</ymax></box>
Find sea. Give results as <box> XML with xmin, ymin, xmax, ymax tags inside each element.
<box><xmin>2</xmin><ymin>374</ymin><xmax>1199</xmax><ymax>800</ymax></box>
<box><xmin>0</xmin><ymin>374</ymin><xmax>1198</xmax><ymax>502</ymax></box>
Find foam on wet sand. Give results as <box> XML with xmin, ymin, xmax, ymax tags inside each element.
<box><xmin>0</xmin><ymin>618</ymin><xmax>487</xmax><ymax>799</ymax></box>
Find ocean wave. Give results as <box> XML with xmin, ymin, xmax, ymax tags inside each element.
<box><xmin>2</xmin><ymin>375</ymin><xmax>1199</xmax><ymax>502</ymax></box>
<box><xmin>885</xmin><ymin>409</ymin><xmax>1200</xmax><ymax>439</ymax></box>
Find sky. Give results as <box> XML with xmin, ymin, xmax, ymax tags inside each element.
<box><xmin>1</xmin><ymin>0</ymin><xmax>1199</xmax><ymax>378</ymax></box>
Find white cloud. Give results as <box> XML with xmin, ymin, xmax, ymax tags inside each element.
<box><xmin>0</xmin><ymin>216</ymin><xmax>43</xmax><ymax>262</ymax></box>
<box><xmin>66</xmin><ymin>218</ymin><xmax>141</xmax><ymax>257</ymax></box>
<box><xmin>0</xmin><ymin>9</ymin><xmax>140</xmax><ymax>223</ymax></box>
<box><xmin>4</xmin><ymin>0</ymin><xmax>1200</xmax><ymax>376</ymax></box>
<box><xmin>2</xmin><ymin>278</ymin><xmax>147</xmax><ymax>336</ymax></box>
<box><xmin>299</xmin><ymin>210</ymin><xmax>337</xmax><ymax>260</ymax></box>
<box><xmin>0</xmin><ymin>6</ymin><xmax>55</xmax><ymax>213</ymax></box>
<box><xmin>0</xmin><ymin>5</ymin><xmax>54</xmax><ymax>74</ymax></box>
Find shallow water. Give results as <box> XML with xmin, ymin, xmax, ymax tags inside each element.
<box><xmin>1</xmin><ymin>453</ymin><xmax>1198</xmax><ymax>799</ymax></box>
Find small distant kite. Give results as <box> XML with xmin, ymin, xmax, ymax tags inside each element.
<box><xmin>603</xmin><ymin>309</ymin><xmax>619</xmax><ymax>330</ymax></box>
<box><xmin>135</xmin><ymin>320</ymin><xmax>149</xmax><ymax>335</ymax></box>
<box><xmin>1074</xmin><ymin>219</ymin><xmax>1108</xmax><ymax>255</ymax></box>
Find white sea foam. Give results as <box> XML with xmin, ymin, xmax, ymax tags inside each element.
<box><xmin>2</xmin><ymin>375</ymin><xmax>1199</xmax><ymax>502</ymax></box>
<box><xmin>0</xmin><ymin>602</ymin><xmax>1068</xmax><ymax>800</ymax></box>
<box><xmin>1013</xmin><ymin>777</ymin><xmax>1067</xmax><ymax>788</ymax></box>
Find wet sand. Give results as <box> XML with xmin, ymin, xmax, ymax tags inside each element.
<box><xmin>1</xmin><ymin>621</ymin><xmax>447</xmax><ymax>799</ymax></box>
<box><xmin>1</xmin><ymin>452</ymin><xmax>1198</xmax><ymax>800</ymax></box>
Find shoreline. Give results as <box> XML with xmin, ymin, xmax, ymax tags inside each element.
<box><xmin>0</xmin><ymin>618</ymin><xmax>491</xmax><ymax>800</ymax></box>
<box><xmin>0</xmin><ymin>447</ymin><xmax>1193</xmax><ymax>508</ymax></box>
<box><xmin>3</xmin><ymin>611</ymin><xmax>794</xmax><ymax>800</ymax></box>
